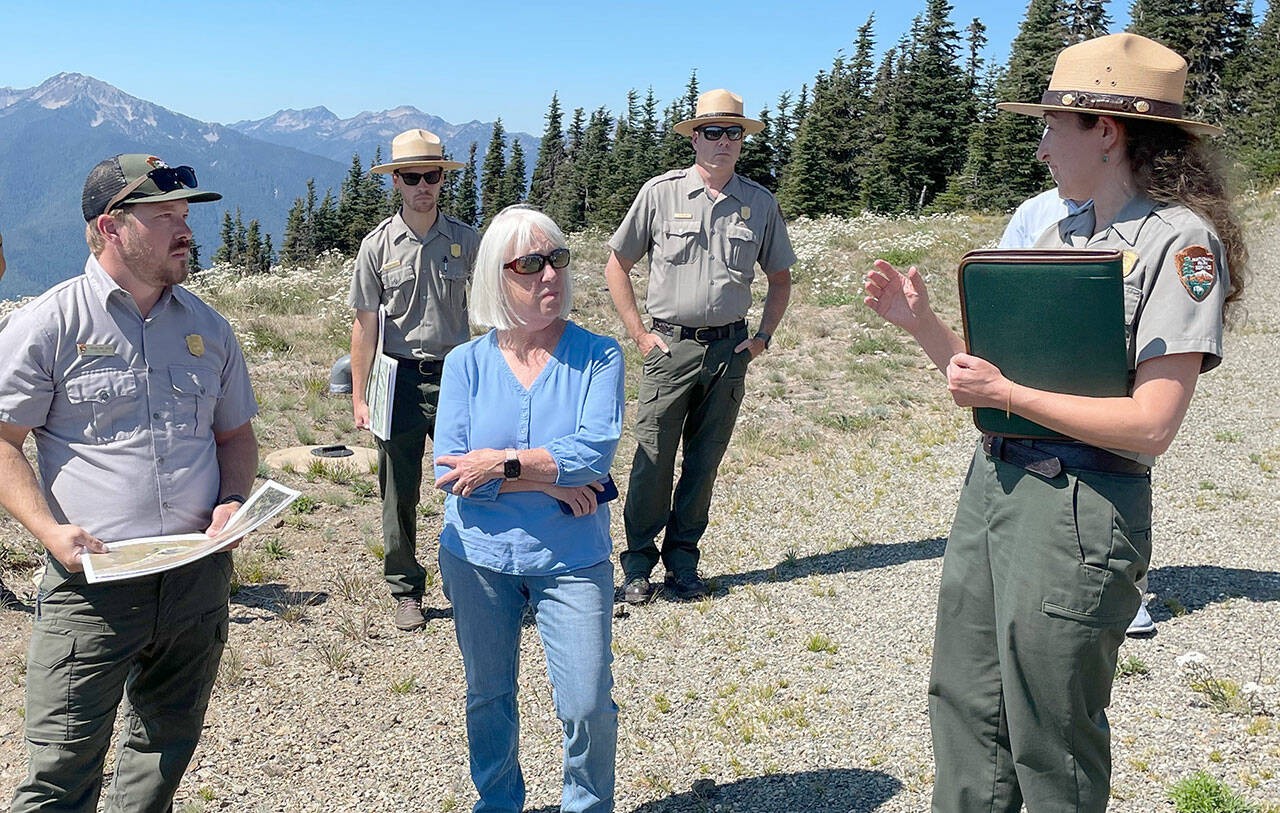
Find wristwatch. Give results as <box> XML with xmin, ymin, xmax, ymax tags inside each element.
<box><xmin>504</xmin><ymin>449</ymin><xmax>521</xmax><ymax>480</ymax></box>
<box><xmin>216</xmin><ymin>493</ymin><xmax>246</xmax><ymax>506</ymax></box>
<box><xmin>753</xmin><ymin>331</ymin><xmax>772</xmax><ymax>350</ymax></box>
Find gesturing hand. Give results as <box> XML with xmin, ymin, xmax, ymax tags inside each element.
<box><xmin>42</xmin><ymin>524</ymin><xmax>108</xmax><ymax>573</ymax></box>
<box><xmin>863</xmin><ymin>260</ymin><xmax>933</xmax><ymax>333</ymax></box>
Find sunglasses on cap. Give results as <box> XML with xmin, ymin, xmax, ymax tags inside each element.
<box><xmin>696</xmin><ymin>125</ymin><xmax>745</xmax><ymax>142</ymax></box>
<box><xmin>503</xmin><ymin>248</ymin><xmax>571</xmax><ymax>275</ymax></box>
<box><xmin>105</xmin><ymin>165</ymin><xmax>199</xmax><ymax>213</ymax></box>
<box><xmin>396</xmin><ymin>169</ymin><xmax>443</xmax><ymax>186</ymax></box>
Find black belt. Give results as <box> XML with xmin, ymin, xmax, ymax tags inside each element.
<box><xmin>651</xmin><ymin>318</ymin><xmax>746</xmax><ymax>343</ymax></box>
<box><xmin>981</xmin><ymin>435</ymin><xmax>1150</xmax><ymax>478</ymax></box>
<box><xmin>393</xmin><ymin>356</ymin><xmax>445</xmax><ymax>376</ymax></box>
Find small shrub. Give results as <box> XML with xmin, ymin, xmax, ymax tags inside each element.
<box><xmin>261</xmin><ymin>537</ymin><xmax>291</xmax><ymax>560</ymax></box>
<box><xmin>390</xmin><ymin>676</ymin><xmax>418</xmax><ymax>695</ymax></box>
<box><xmin>1168</xmin><ymin>770</ymin><xmax>1257</xmax><ymax>813</ymax></box>
<box><xmin>806</xmin><ymin>633</ymin><xmax>838</xmax><ymax>654</ymax></box>
<box><xmin>1116</xmin><ymin>654</ymin><xmax>1150</xmax><ymax>678</ymax></box>
<box><xmin>291</xmin><ymin>495</ymin><xmax>319</xmax><ymax>515</ymax></box>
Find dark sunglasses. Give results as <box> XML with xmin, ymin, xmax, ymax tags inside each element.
<box><xmin>106</xmin><ymin>166</ymin><xmax>199</xmax><ymax>212</ymax></box>
<box><xmin>696</xmin><ymin>125</ymin><xmax>745</xmax><ymax>142</ymax></box>
<box><xmin>396</xmin><ymin>168</ymin><xmax>443</xmax><ymax>186</ymax></box>
<box><xmin>503</xmin><ymin>248</ymin><xmax>571</xmax><ymax>275</ymax></box>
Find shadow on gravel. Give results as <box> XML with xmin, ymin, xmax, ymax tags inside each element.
<box><xmin>602</xmin><ymin>767</ymin><xmax>902</xmax><ymax>812</ymax></box>
<box><xmin>715</xmin><ymin>537</ymin><xmax>947</xmax><ymax>591</ymax></box>
<box><xmin>231</xmin><ymin>583</ymin><xmax>329</xmax><ymax>613</ymax></box>
<box><xmin>1148</xmin><ymin>565</ymin><xmax>1280</xmax><ymax>620</ymax></box>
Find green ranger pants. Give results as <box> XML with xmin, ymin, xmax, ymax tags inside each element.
<box><xmin>621</xmin><ymin>327</ymin><xmax>749</xmax><ymax>579</ymax></box>
<box><xmin>376</xmin><ymin>364</ymin><xmax>441</xmax><ymax>600</ymax></box>
<box><xmin>929</xmin><ymin>443</ymin><xmax>1151</xmax><ymax>813</ymax></box>
<box><xmin>12</xmin><ymin>552</ymin><xmax>231</xmax><ymax>813</ymax></box>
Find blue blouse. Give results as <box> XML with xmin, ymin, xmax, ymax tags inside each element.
<box><xmin>433</xmin><ymin>321</ymin><xmax>625</xmax><ymax>575</ymax></box>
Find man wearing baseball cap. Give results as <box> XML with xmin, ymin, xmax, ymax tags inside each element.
<box><xmin>348</xmin><ymin>129</ymin><xmax>478</xmax><ymax>631</ymax></box>
<box><xmin>0</xmin><ymin>154</ymin><xmax>258</xmax><ymax>811</ymax></box>
<box><xmin>606</xmin><ymin>90</ymin><xmax>795</xmax><ymax>603</ymax></box>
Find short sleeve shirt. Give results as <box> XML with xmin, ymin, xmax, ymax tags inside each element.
<box><xmin>348</xmin><ymin>210</ymin><xmax>479</xmax><ymax>360</ymax></box>
<box><xmin>0</xmin><ymin>256</ymin><xmax>259</xmax><ymax>545</ymax></box>
<box><xmin>1035</xmin><ymin>196</ymin><xmax>1227</xmax><ymax>465</ymax></box>
<box><xmin>608</xmin><ymin>168</ymin><xmax>797</xmax><ymax>326</ymax></box>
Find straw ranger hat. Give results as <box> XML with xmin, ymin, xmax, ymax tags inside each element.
<box><xmin>371</xmin><ymin>129</ymin><xmax>465</xmax><ymax>174</ymax></box>
<box><xmin>997</xmin><ymin>33</ymin><xmax>1221</xmax><ymax>137</ymax></box>
<box><xmin>672</xmin><ymin>89</ymin><xmax>765</xmax><ymax>137</ymax></box>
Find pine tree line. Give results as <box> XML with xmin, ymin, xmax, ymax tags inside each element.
<box><xmin>215</xmin><ymin>0</ymin><xmax>1278</xmax><ymax>272</ymax></box>
<box><xmin>212</xmin><ymin>208</ymin><xmax>274</xmax><ymax>274</ymax></box>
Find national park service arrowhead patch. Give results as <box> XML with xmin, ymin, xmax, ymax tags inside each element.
<box><xmin>1174</xmin><ymin>245</ymin><xmax>1216</xmax><ymax>302</ymax></box>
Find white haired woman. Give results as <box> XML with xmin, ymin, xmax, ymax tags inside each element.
<box><xmin>433</xmin><ymin>205</ymin><xmax>624</xmax><ymax>813</ymax></box>
<box><xmin>865</xmin><ymin>33</ymin><xmax>1246</xmax><ymax>812</ymax></box>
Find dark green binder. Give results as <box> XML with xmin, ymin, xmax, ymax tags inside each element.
<box><xmin>958</xmin><ymin>249</ymin><xmax>1129</xmax><ymax>439</ymax></box>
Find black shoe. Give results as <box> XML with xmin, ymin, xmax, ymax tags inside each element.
<box><xmin>623</xmin><ymin>576</ymin><xmax>653</xmax><ymax>605</ymax></box>
<box><xmin>0</xmin><ymin>582</ymin><xmax>22</xmax><ymax>611</ymax></box>
<box><xmin>663</xmin><ymin>571</ymin><xmax>708</xmax><ymax>600</ymax></box>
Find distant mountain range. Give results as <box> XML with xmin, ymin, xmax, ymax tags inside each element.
<box><xmin>0</xmin><ymin>74</ymin><xmax>535</xmax><ymax>300</ymax></box>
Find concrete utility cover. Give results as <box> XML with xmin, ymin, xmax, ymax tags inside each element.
<box><xmin>264</xmin><ymin>444</ymin><xmax>378</xmax><ymax>472</ymax></box>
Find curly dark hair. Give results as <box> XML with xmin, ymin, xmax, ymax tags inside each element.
<box><xmin>1076</xmin><ymin>113</ymin><xmax>1248</xmax><ymax>320</ymax></box>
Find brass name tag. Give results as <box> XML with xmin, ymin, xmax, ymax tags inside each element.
<box><xmin>673</xmin><ymin>212</ymin><xmax>693</xmax><ymax>219</ymax></box>
<box><xmin>77</xmin><ymin>343</ymin><xmax>115</xmax><ymax>357</ymax></box>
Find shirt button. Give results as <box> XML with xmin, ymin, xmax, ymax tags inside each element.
<box><xmin>153</xmin><ymin>412</ymin><xmax>162</xmax><ymax>420</ymax></box>
<box><xmin>97</xmin><ymin>390</ymin><xmax>110</xmax><ymax>402</ymax></box>
<box><xmin>156</xmin><ymin>456</ymin><xmax>164</xmax><ymax>465</ymax></box>
<box><xmin>162</xmin><ymin>501</ymin><xmax>170</xmax><ymax>509</ymax></box>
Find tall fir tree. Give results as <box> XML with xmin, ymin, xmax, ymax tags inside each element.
<box><xmin>337</xmin><ymin>153</ymin><xmax>366</xmax><ymax>254</ymax></box>
<box><xmin>1065</xmin><ymin>0</ymin><xmax>1110</xmax><ymax>40</ymax></box>
<box><xmin>529</xmin><ymin>94</ymin><xmax>566</xmax><ymax>209</ymax></box>
<box><xmin>579</xmin><ymin>107</ymin><xmax>615</xmax><ymax>229</ymax></box>
<box><xmin>546</xmin><ymin>107</ymin><xmax>587</xmax><ymax>229</ymax></box>
<box><xmin>280</xmin><ymin>197</ymin><xmax>308</xmax><ymax>265</ymax></box>
<box><xmin>187</xmin><ymin>239</ymin><xmax>201</xmax><ymax>272</ymax></box>
<box><xmin>437</xmin><ymin>149</ymin><xmax>460</xmax><ymax>216</ymax></box>
<box><xmin>212</xmin><ymin>210</ymin><xmax>235</xmax><ymax>265</ymax></box>
<box><xmin>501</xmin><ymin>140</ymin><xmax>528</xmax><ymax>207</ymax></box>
<box><xmin>658</xmin><ymin>70</ymin><xmax>698</xmax><ymax>170</ymax></box>
<box><xmin>1129</xmin><ymin>0</ymin><xmax>1251</xmax><ymax>121</ymax></box>
<box><xmin>455</xmin><ymin>142</ymin><xmax>480</xmax><ymax>227</ymax></box>
<box><xmin>736</xmin><ymin>107</ymin><xmax>778</xmax><ymax>190</ymax></box>
<box><xmin>950</xmin><ymin>0</ymin><xmax>1067</xmax><ymax>210</ymax></box>
<box><xmin>479</xmin><ymin>119</ymin><xmax>508</xmax><ymax>227</ymax></box>
<box><xmin>314</xmin><ymin>190</ymin><xmax>343</xmax><ymax>254</ymax></box>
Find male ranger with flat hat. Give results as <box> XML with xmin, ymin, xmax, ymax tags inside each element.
<box><xmin>0</xmin><ymin>154</ymin><xmax>259</xmax><ymax>811</ymax></box>
<box><xmin>606</xmin><ymin>89</ymin><xmax>795</xmax><ymax>603</ymax></box>
<box><xmin>349</xmin><ymin>129</ymin><xmax>478</xmax><ymax>631</ymax></box>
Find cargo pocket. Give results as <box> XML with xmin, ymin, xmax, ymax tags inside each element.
<box><xmin>633</xmin><ymin>378</ymin><xmax>664</xmax><ymax>447</ymax></box>
<box><xmin>170</xmin><ymin>365</ymin><xmax>220</xmax><ymax>436</ymax></box>
<box><xmin>381</xmin><ymin>263</ymin><xmax>416</xmax><ymax>317</ymax></box>
<box><xmin>1041</xmin><ymin>475</ymin><xmax>1142</xmax><ymax>625</ymax></box>
<box><xmin>64</xmin><ymin>368</ymin><xmax>142</xmax><ymax>443</ymax></box>
<box><xmin>661</xmin><ymin>220</ymin><xmax>701</xmax><ymax>265</ymax></box>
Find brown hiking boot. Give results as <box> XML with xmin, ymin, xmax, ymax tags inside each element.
<box><xmin>393</xmin><ymin>597</ymin><xmax>426</xmax><ymax>631</ymax></box>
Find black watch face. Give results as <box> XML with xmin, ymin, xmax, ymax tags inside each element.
<box><xmin>504</xmin><ymin>459</ymin><xmax>520</xmax><ymax>479</ymax></box>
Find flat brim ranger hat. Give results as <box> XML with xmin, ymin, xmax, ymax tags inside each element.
<box><xmin>673</xmin><ymin>89</ymin><xmax>766</xmax><ymax>137</ymax></box>
<box><xmin>996</xmin><ymin>32</ymin><xmax>1222</xmax><ymax>137</ymax></box>
<box><xmin>371</xmin><ymin>129</ymin><xmax>465</xmax><ymax>174</ymax></box>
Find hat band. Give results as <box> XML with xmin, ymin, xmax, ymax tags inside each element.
<box><xmin>390</xmin><ymin>153</ymin><xmax>446</xmax><ymax>163</ymax></box>
<box><xmin>693</xmin><ymin>112</ymin><xmax>747</xmax><ymax>120</ymax></box>
<box><xmin>1041</xmin><ymin>90</ymin><xmax>1184</xmax><ymax>119</ymax></box>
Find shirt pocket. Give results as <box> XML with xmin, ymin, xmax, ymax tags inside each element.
<box><xmin>660</xmin><ymin>220</ymin><xmax>701</xmax><ymax>265</ymax></box>
<box><xmin>724</xmin><ymin>223</ymin><xmax>759</xmax><ymax>280</ymax></box>
<box><xmin>64</xmin><ymin>368</ymin><xmax>142</xmax><ymax>444</ymax></box>
<box><xmin>169</xmin><ymin>365</ymin><xmax>221</xmax><ymax>436</ymax></box>
<box><xmin>380</xmin><ymin>263</ymin><xmax>416</xmax><ymax>318</ymax></box>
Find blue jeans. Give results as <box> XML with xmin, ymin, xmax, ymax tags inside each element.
<box><xmin>440</xmin><ymin>547</ymin><xmax>617</xmax><ymax>813</ymax></box>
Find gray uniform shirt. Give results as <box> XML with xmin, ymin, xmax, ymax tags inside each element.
<box><xmin>0</xmin><ymin>256</ymin><xmax>258</xmax><ymax>545</ymax></box>
<box><xmin>348</xmin><ymin>210</ymin><xmax>479</xmax><ymax>360</ymax></box>
<box><xmin>1035</xmin><ymin>195</ymin><xmax>1228</xmax><ymax>465</ymax></box>
<box><xmin>608</xmin><ymin>168</ymin><xmax>797</xmax><ymax>327</ymax></box>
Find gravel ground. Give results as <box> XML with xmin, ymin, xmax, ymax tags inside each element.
<box><xmin>1</xmin><ymin>214</ymin><xmax>1277</xmax><ymax>812</ymax></box>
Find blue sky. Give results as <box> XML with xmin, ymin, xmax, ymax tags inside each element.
<box><xmin>4</xmin><ymin>0</ymin><xmax>1136</xmax><ymax>134</ymax></box>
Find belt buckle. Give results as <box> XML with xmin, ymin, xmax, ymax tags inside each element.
<box><xmin>417</xmin><ymin>360</ymin><xmax>433</xmax><ymax>375</ymax></box>
<box><xmin>693</xmin><ymin>326</ymin><xmax>717</xmax><ymax>343</ymax></box>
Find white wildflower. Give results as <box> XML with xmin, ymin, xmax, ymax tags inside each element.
<box><xmin>1176</xmin><ymin>651</ymin><xmax>1207</xmax><ymax>668</ymax></box>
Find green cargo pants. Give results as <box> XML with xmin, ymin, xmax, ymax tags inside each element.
<box><xmin>12</xmin><ymin>552</ymin><xmax>231</xmax><ymax>813</ymax></box>
<box><xmin>929</xmin><ymin>443</ymin><xmax>1150</xmax><ymax>813</ymax></box>
<box><xmin>621</xmin><ymin>326</ymin><xmax>749</xmax><ymax>579</ymax></box>
<box><xmin>376</xmin><ymin>364</ymin><xmax>441</xmax><ymax>600</ymax></box>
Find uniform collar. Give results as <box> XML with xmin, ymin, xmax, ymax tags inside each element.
<box><xmin>82</xmin><ymin>254</ymin><xmax>181</xmax><ymax>315</ymax></box>
<box><xmin>682</xmin><ymin>167</ymin><xmax>744</xmax><ymax>203</ymax></box>
<box><xmin>391</xmin><ymin>208</ymin><xmax>450</xmax><ymax>245</ymax></box>
<box><xmin>1058</xmin><ymin>195</ymin><xmax>1157</xmax><ymax>248</ymax></box>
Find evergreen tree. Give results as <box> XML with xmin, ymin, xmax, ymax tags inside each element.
<box><xmin>772</xmin><ymin>90</ymin><xmax>794</xmax><ymax>182</ymax></box>
<box><xmin>658</xmin><ymin>70</ymin><xmax>698</xmax><ymax>169</ymax></box>
<box><xmin>901</xmin><ymin>0</ymin><xmax>972</xmax><ymax>210</ymax></box>
<box><xmin>303</xmin><ymin>179</ymin><xmax>319</xmax><ymax>258</ymax></box>
<box><xmin>212</xmin><ymin>210</ymin><xmax>235</xmax><ymax>265</ymax></box>
<box><xmin>337</xmin><ymin>153</ymin><xmax>366</xmax><ymax>253</ymax></box>
<box><xmin>1130</xmin><ymin>0</ymin><xmax>1251</xmax><ymax>121</ymax></box>
<box><xmin>1065</xmin><ymin>0</ymin><xmax>1110</xmax><ymax>40</ymax></box>
<box><xmin>187</xmin><ymin>238</ymin><xmax>201</xmax><ymax>272</ymax></box>
<box><xmin>501</xmin><ymin>140</ymin><xmax>527</xmax><ymax>207</ymax></box>
<box><xmin>479</xmin><ymin>119</ymin><xmax>508</xmax><ymax>227</ymax></box>
<box><xmin>1227</xmin><ymin>2</ymin><xmax>1280</xmax><ymax>181</ymax></box>
<box><xmin>280</xmin><ymin>197</ymin><xmax>308</xmax><ymax>265</ymax></box>
<box><xmin>639</xmin><ymin>88</ymin><xmax>662</xmax><ymax>178</ymax></box>
<box><xmin>244</xmin><ymin>219</ymin><xmax>265</xmax><ymax>275</ymax></box>
<box><xmin>314</xmin><ymin>190</ymin><xmax>343</xmax><ymax>254</ymax></box>
<box><xmin>437</xmin><ymin>149</ymin><xmax>460</xmax><ymax>216</ymax></box>
<box><xmin>737</xmin><ymin>107</ymin><xmax>778</xmax><ymax>190</ymax></box>
<box><xmin>951</xmin><ymin>0</ymin><xmax>1066</xmax><ymax>210</ymax></box>
<box><xmin>456</xmin><ymin>142</ymin><xmax>480</xmax><ymax>227</ymax></box>
<box><xmin>232</xmin><ymin>209</ymin><xmax>248</xmax><ymax>266</ymax></box>
<box><xmin>529</xmin><ymin>93</ymin><xmax>566</xmax><ymax>209</ymax></box>
<box><xmin>580</xmin><ymin>107</ymin><xmax>616</xmax><ymax>229</ymax></box>
<box><xmin>546</xmin><ymin>108</ymin><xmax>587</xmax><ymax>229</ymax></box>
